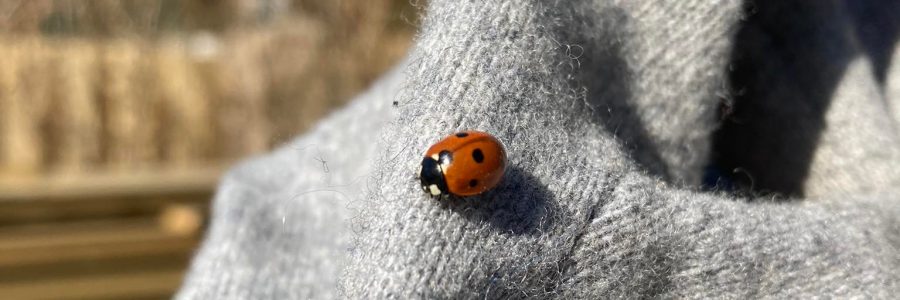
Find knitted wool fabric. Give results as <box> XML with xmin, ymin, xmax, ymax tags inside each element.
<box><xmin>178</xmin><ymin>0</ymin><xmax>900</xmax><ymax>298</ymax></box>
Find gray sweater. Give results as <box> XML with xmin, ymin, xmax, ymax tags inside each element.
<box><xmin>178</xmin><ymin>0</ymin><xmax>900</xmax><ymax>298</ymax></box>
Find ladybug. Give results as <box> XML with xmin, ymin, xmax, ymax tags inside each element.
<box><xmin>419</xmin><ymin>130</ymin><xmax>507</xmax><ymax>197</ymax></box>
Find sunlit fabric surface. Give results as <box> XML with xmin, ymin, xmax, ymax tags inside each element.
<box><xmin>178</xmin><ymin>0</ymin><xmax>900</xmax><ymax>298</ymax></box>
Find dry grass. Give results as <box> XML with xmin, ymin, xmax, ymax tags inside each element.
<box><xmin>0</xmin><ymin>0</ymin><xmax>419</xmax><ymax>177</ymax></box>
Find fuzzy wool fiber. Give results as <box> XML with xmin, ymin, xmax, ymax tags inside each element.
<box><xmin>178</xmin><ymin>0</ymin><xmax>900</xmax><ymax>298</ymax></box>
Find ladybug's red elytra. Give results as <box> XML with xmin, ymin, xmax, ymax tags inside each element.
<box><xmin>419</xmin><ymin>130</ymin><xmax>507</xmax><ymax>197</ymax></box>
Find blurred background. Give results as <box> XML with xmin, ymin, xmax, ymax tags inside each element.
<box><xmin>0</xmin><ymin>1</ymin><xmax>417</xmax><ymax>298</ymax></box>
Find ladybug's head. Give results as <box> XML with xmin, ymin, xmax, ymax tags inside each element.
<box><xmin>419</xmin><ymin>153</ymin><xmax>450</xmax><ymax>196</ymax></box>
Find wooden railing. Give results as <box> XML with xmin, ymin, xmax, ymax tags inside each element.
<box><xmin>0</xmin><ymin>166</ymin><xmax>223</xmax><ymax>299</ymax></box>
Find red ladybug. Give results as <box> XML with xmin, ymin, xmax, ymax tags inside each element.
<box><xmin>419</xmin><ymin>130</ymin><xmax>507</xmax><ymax>197</ymax></box>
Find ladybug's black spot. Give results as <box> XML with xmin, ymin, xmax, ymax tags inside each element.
<box><xmin>469</xmin><ymin>179</ymin><xmax>478</xmax><ymax>187</ymax></box>
<box><xmin>455</xmin><ymin>132</ymin><xmax>469</xmax><ymax>138</ymax></box>
<box><xmin>472</xmin><ymin>148</ymin><xmax>484</xmax><ymax>163</ymax></box>
<box><xmin>438</xmin><ymin>150</ymin><xmax>453</xmax><ymax>165</ymax></box>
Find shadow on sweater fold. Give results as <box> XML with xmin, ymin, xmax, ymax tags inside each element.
<box><xmin>711</xmin><ymin>0</ymin><xmax>900</xmax><ymax>197</ymax></box>
<box><xmin>443</xmin><ymin>165</ymin><xmax>560</xmax><ymax>236</ymax></box>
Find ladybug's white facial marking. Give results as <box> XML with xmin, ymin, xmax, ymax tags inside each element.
<box><xmin>428</xmin><ymin>184</ymin><xmax>442</xmax><ymax>196</ymax></box>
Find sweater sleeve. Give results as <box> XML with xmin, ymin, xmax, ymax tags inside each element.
<box><xmin>180</xmin><ymin>0</ymin><xmax>900</xmax><ymax>299</ymax></box>
<box><xmin>340</xmin><ymin>0</ymin><xmax>900</xmax><ymax>298</ymax></box>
